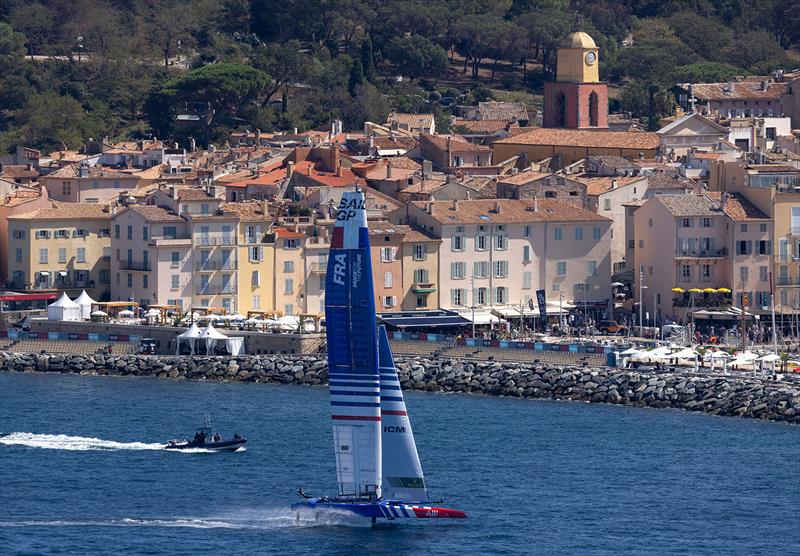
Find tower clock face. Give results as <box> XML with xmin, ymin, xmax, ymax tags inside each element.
<box><xmin>585</xmin><ymin>51</ymin><xmax>596</xmax><ymax>65</ymax></box>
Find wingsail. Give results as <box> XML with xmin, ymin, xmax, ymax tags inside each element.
<box><xmin>378</xmin><ymin>326</ymin><xmax>430</xmax><ymax>502</ymax></box>
<box><xmin>325</xmin><ymin>190</ymin><xmax>382</xmax><ymax>499</ymax></box>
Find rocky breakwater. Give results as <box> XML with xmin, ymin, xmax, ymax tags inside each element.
<box><xmin>2</xmin><ymin>352</ymin><xmax>799</xmax><ymax>424</ymax></box>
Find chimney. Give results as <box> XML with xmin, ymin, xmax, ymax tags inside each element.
<box><xmin>426</xmin><ymin>202</ymin><xmax>433</xmax><ymax>214</ymax></box>
<box><xmin>262</xmin><ymin>199</ymin><xmax>269</xmax><ymax>216</ymax></box>
<box><xmin>447</xmin><ymin>136</ymin><xmax>453</xmax><ymax>165</ymax></box>
<box><xmin>720</xmin><ymin>192</ymin><xmax>728</xmax><ymax>212</ymax></box>
<box><xmin>369</xmin><ymin>135</ymin><xmax>374</xmax><ymax>148</ymax></box>
<box><xmin>336</xmin><ymin>161</ymin><xmax>342</xmax><ymax>177</ymax></box>
<box><xmin>452</xmin><ymin>199</ymin><xmax>458</xmax><ymax>211</ymax></box>
<box><xmin>533</xmin><ymin>196</ymin><xmax>538</xmax><ymax>212</ymax></box>
<box><xmin>293</xmin><ymin>127</ymin><xmax>298</xmax><ymax>135</ymax></box>
<box><xmin>611</xmin><ymin>179</ymin><xmax>618</xmax><ymax>189</ymax></box>
<box><xmin>494</xmin><ymin>201</ymin><xmax>501</xmax><ymax>214</ymax></box>
<box><xmin>287</xmin><ymin>161</ymin><xmax>295</xmax><ymax>178</ymax></box>
<box><xmin>189</xmin><ymin>138</ymin><xmax>196</xmax><ymax>152</ymax></box>
<box><xmin>726</xmin><ymin>81</ymin><xmax>735</xmax><ymax>93</ymax></box>
<box><xmin>255</xmin><ymin>128</ymin><xmax>261</xmax><ymax>144</ymax></box>
<box><xmin>387</xmin><ymin>160</ymin><xmax>393</xmax><ymax>179</ymax></box>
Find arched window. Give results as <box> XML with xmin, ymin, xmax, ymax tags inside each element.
<box><xmin>556</xmin><ymin>92</ymin><xmax>566</xmax><ymax>127</ymax></box>
<box><xmin>589</xmin><ymin>91</ymin><xmax>599</xmax><ymax>127</ymax></box>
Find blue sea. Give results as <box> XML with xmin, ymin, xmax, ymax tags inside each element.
<box><xmin>0</xmin><ymin>372</ymin><xmax>798</xmax><ymax>555</ymax></box>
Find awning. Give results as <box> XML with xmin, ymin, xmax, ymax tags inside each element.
<box><xmin>458</xmin><ymin>309</ymin><xmax>504</xmax><ymax>325</ymax></box>
<box><xmin>39</xmin><ymin>271</ymin><xmax>50</xmax><ymax>276</ymax></box>
<box><xmin>379</xmin><ymin>310</ymin><xmax>471</xmax><ymax>329</ymax></box>
<box><xmin>58</xmin><ymin>271</ymin><xmax>68</xmax><ymax>276</ymax></box>
<box><xmin>0</xmin><ymin>293</ymin><xmax>57</xmax><ymax>302</ymax></box>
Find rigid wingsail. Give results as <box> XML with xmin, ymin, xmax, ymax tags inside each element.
<box><xmin>293</xmin><ymin>188</ymin><xmax>465</xmax><ymax>523</ymax></box>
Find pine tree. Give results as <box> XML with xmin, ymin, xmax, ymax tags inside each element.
<box><xmin>349</xmin><ymin>58</ymin><xmax>364</xmax><ymax>97</ymax></box>
<box><xmin>361</xmin><ymin>36</ymin><xmax>376</xmax><ymax>82</ymax></box>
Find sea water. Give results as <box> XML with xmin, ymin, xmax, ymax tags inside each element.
<box><xmin>0</xmin><ymin>372</ymin><xmax>798</xmax><ymax>555</ymax></box>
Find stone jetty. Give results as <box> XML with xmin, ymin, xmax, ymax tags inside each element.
<box><xmin>1</xmin><ymin>351</ymin><xmax>798</xmax><ymax>424</ymax></box>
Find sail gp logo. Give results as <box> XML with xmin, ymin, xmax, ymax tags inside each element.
<box><xmin>336</xmin><ymin>197</ymin><xmax>366</xmax><ymax>221</ymax></box>
<box><xmin>333</xmin><ymin>253</ymin><xmax>347</xmax><ymax>285</ymax></box>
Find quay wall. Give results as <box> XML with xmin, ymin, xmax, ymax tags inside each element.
<box><xmin>2</xmin><ymin>352</ymin><xmax>798</xmax><ymax>424</ymax></box>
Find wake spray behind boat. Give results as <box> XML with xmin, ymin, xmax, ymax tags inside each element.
<box><xmin>292</xmin><ymin>188</ymin><xmax>466</xmax><ymax>523</ymax></box>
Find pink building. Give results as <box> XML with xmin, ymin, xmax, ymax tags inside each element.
<box><xmin>633</xmin><ymin>192</ymin><xmax>771</xmax><ymax>322</ymax></box>
<box><xmin>394</xmin><ymin>198</ymin><xmax>612</xmax><ymax>312</ymax></box>
<box><xmin>110</xmin><ymin>205</ymin><xmax>192</xmax><ymax>309</ymax></box>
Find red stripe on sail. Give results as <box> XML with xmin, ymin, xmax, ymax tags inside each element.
<box><xmin>331</xmin><ymin>227</ymin><xmax>344</xmax><ymax>248</ymax></box>
<box><xmin>331</xmin><ymin>415</ymin><xmax>381</xmax><ymax>421</ymax></box>
<box><xmin>381</xmin><ymin>410</ymin><xmax>407</xmax><ymax>415</ymax></box>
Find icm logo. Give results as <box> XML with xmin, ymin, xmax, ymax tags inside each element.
<box><xmin>333</xmin><ymin>253</ymin><xmax>347</xmax><ymax>285</ymax></box>
<box><xmin>384</xmin><ymin>426</ymin><xmax>406</xmax><ymax>433</ymax></box>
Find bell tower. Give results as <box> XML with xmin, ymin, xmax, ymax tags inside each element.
<box><xmin>543</xmin><ymin>32</ymin><xmax>608</xmax><ymax>129</ymax></box>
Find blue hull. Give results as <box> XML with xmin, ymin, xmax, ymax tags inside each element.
<box><xmin>291</xmin><ymin>498</ymin><xmax>466</xmax><ymax>520</ymax></box>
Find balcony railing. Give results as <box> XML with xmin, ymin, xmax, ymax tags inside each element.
<box><xmin>195</xmin><ymin>259</ymin><xmax>237</xmax><ymax>271</ymax></box>
<box><xmin>119</xmin><ymin>261</ymin><xmax>152</xmax><ymax>271</ymax></box>
<box><xmin>776</xmin><ymin>277</ymin><xmax>800</xmax><ymax>286</ymax></box>
<box><xmin>195</xmin><ymin>234</ymin><xmax>236</xmax><ymax>246</ymax></box>
<box><xmin>309</xmin><ymin>262</ymin><xmax>328</xmax><ymax>273</ymax></box>
<box><xmin>196</xmin><ymin>284</ymin><xmax>237</xmax><ymax>295</ymax></box>
<box><xmin>412</xmin><ymin>282</ymin><xmax>437</xmax><ymax>293</ymax></box>
<box><xmin>675</xmin><ymin>248</ymin><xmax>727</xmax><ymax>258</ymax></box>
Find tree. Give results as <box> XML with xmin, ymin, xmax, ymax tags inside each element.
<box><xmin>141</xmin><ymin>0</ymin><xmax>202</xmax><ymax>69</ymax></box>
<box><xmin>672</xmin><ymin>62</ymin><xmax>743</xmax><ymax>84</ymax></box>
<box><xmin>147</xmin><ymin>63</ymin><xmax>269</xmax><ymax>145</ymax></box>
<box><xmin>14</xmin><ymin>92</ymin><xmax>102</xmax><ymax>152</ymax></box>
<box><xmin>618</xmin><ymin>80</ymin><xmax>673</xmax><ymax>128</ymax></box>
<box><xmin>251</xmin><ymin>40</ymin><xmax>312</xmax><ymax>103</ymax></box>
<box><xmin>361</xmin><ymin>35</ymin><xmax>376</xmax><ymax>82</ymax></box>
<box><xmin>383</xmin><ymin>35</ymin><xmax>448</xmax><ymax>80</ymax></box>
<box><xmin>349</xmin><ymin>57</ymin><xmax>364</xmax><ymax>96</ymax></box>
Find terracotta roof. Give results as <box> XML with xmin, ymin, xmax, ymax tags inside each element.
<box><xmin>496</xmin><ymin>170</ymin><xmax>552</xmax><ymax>185</ymax></box>
<box><xmin>452</xmin><ymin>119</ymin><xmax>510</xmax><ymax>134</ymax></box>
<box><xmin>656</xmin><ymin>194</ymin><xmax>720</xmax><ymax>216</ymax></box>
<box><xmin>123</xmin><ymin>205</ymin><xmax>184</xmax><ymax>222</ymax></box>
<box><xmin>495</xmin><ymin>128</ymin><xmax>660</xmax><ymax>150</ymax></box>
<box><xmin>402</xmin><ymin>227</ymin><xmax>439</xmax><ymax>243</ymax></box>
<box><xmin>372</xmin><ymin>136</ymin><xmax>418</xmax><ymax>150</ymax></box>
<box><xmin>274</xmin><ymin>226</ymin><xmax>305</xmax><ymax>239</ymax></box>
<box><xmin>385</xmin><ymin>157</ymin><xmax>420</xmax><ymax>170</ymax></box>
<box><xmin>682</xmin><ymin>81</ymin><xmax>788</xmax><ymax>101</ymax></box>
<box><xmin>401</xmin><ymin>179</ymin><xmax>447</xmax><ymax>195</ymax></box>
<box><xmin>10</xmin><ymin>201</ymin><xmax>110</xmax><ymax>220</ymax></box>
<box><xmin>474</xmin><ymin>101</ymin><xmax>528</xmax><ymax>121</ymax></box>
<box><xmin>413</xmin><ymin>198</ymin><xmax>610</xmax><ymax>224</ymax></box>
<box><xmin>705</xmin><ymin>192</ymin><xmax>769</xmax><ymax>221</ymax></box>
<box><xmin>690</xmin><ymin>152</ymin><xmax>725</xmax><ymax>159</ymax></box>
<box><xmin>1</xmin><ymin>165</ymin><xmax>39</xmax><ymax>179</ymax></box>
<box><xmin>645</xmin><ymin>172</ymin><xmax>701</xmax><ymax>191</ymax></box>
<box><xmin>220</xmin><ymin>201</ymin><xmax>273</xmax><ymax>221</ymax></box>
<box><xmin>422</xmin><ymin>134</ymin><xmax>492</xmax><ymax>153</ymax></box>
<box><xmin>745</xmin><ymin>164</ymin><xmax>800</xmax><ymax>173</ymax></box>
<box><xmin>175</xmin><ymin>187</ymin><xmax>214</xmax><ymax>201</ymax></box>
<box><xmin>386</xmin><ymin>113</ymin><xmax>434</xmax><ymax>129</ymax></box>
<box><xmin>573</xmin><ymin>175</ymin><xmax>645</xmax><ymax>196</ymax></box>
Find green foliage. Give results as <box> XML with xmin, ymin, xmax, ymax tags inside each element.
<box><xmin>361</xmin><ymin>36</ymin><xmax>376</xmax><ymax>82</ymax></box>
<box><xmin>672</xmin><ymin>62</ymin><xmax>743</xmax><ymax>83</ymax></box>
<box><xmin>383</xmin><ymin>35</ymin><xmax>448</xmax><ymax>80</ymax></box>
<box><xmin>349</xmin><ymin>57</ymin><xmax>364</xmax><ymax>96</ymax></box>
<box><xmin>618</xmin><ymin>81</ymin><xmax>674</xmax><ymax>125</ymax></box>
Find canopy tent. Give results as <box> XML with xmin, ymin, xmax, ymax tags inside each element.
<box><xmin>73</xmin><ymin>290</ymin><xmax>96</xmax><ymax>319</ymax></box>
<box><xmin>458</xmin><ymin>309</ymin><xmax>505</xmax><ymax>325</ymax></box>
<box><xmin>47</xmin><ymin>292</ymin><xmax>82</xmax><ymax>321</ymax></box>
<box><xmin>199</xmin><ymin>323</ymin><xmax>245</xmax><ymax>355</ymax></box>
<box><xmin>379</xmin><ymin>310</ymin><xmax>470</xmax><ymax>330</ymax></box>
<box><xmin>619</xmin><ymin>347</ymin><xmax>642</xmax><ymax>356</ymax></box>
<box><xmin>176</xmin><ymin>323</ymin><xmax>202</xmax><ymax>355</ymax></box>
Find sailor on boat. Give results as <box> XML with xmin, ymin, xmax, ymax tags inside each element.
<box><xmin>164</xmin><ymin>418</ymin><xmax>246</xmax><ymax>452</ymax></box>
<box><xmin>292</xmin><ymin>188</ymin><xmax>466</xmax><ymax>523</ymax></box>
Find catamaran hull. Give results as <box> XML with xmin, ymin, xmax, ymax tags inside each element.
<box><xmin>291</xmin><ymin>499</ymin><xmax>466</xmax><ymax>520</ymax></box>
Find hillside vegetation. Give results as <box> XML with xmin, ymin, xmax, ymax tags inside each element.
<box><xmin>1</xmin><ymin>0</ymin><xmax>797</xmax><ymax>152</ymax></box>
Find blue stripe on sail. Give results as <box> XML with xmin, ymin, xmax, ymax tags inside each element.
<box><xmin>330</xmin><ymin>390</ymin><xmax>380</xmax><ymax>397</ymax></box>
<box><xmin>329</xmin><ymin>381</ymin><xmax>380</xmax><ymax>388</ymax></box>
<box><xmin>380</xmin><ymin>396</ymin><xmax>404</xmax><ymax>402</ymax></box>
<box><xmin>330</xmin><ymin>401</ymin><xmax>381</xmax><ymax>407</ymax></box>
<box><xmin>378</xmin><ymin>385</ymin><xmax>402</xmax><ymax>391</ymax></box>
<box><xmin>328</xmin><ymin>374</ymin><xmax>380</xmax><ymax>382</ymax></box>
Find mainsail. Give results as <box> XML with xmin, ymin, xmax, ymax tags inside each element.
<box><xmin>378</xmin><ymin>326</ymin><xmax>430</xmax><ymax>502</ymax></box>
<box><xmin>325</xmin><ymin>190</ymin><xmax>382</xmax><ymax>499</ymax></box>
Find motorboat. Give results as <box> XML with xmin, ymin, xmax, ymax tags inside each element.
<box><xmin>164</xmin><ymin>418</ymin><xmax>246</xmax><ymax>451</ymax></box>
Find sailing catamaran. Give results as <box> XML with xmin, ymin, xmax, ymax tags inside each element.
<box><xmin>293</xmin><ymin>189</ymin><xmax>466</xmax><ymax>523</ymax></box>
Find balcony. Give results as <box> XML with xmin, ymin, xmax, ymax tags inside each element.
<box><xmin>309</xmin><ymin>262</ymin><xmax>328</xmax><ymax>273</ymax></box>
<box><xmin>195</xmin><ymin>234</ymin><xmax>236</xmax><ymax>246</ymax></box>
<box><xmin>196</xmin><ymin>284</ymin><xmax>237</xmax><ymax>295</ymax></box>
<box><xmin>119</xmin><ymin>261</ymin><xmax>152</xmax><ymax>271</ymax></box>
<box><xmin>776</xmin><ymin>277</ymin><xmax>800</xmax><ymax>286</ymax></box>
<box><xmin>195</xmin><ymin>259</ymin><xmax>237</xmax><ymax>271</ymax></box>
<box><xmin>674</xmin><ymin>248</ymin><xmax>727</xmax><ymax>259</ymax></box>
<box><xmin>412</xmin><ymin>282</ymin><xmax>437</xmax><ymax>294</ymax></box>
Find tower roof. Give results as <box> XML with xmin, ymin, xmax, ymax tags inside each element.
<box><xmin>560</xmin><ymin>32</ymin><xmax>596</xmax><ymax>49</ymax></box>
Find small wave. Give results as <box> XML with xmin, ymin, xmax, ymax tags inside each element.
<box><xmin>0</xmin><ymin>508</ymin><xmax>363</xmax><ymax>529</ymax></box>
<box><xmin>0</xmin><ymin>432</ymin><xmax>164</xmax><ymax>451</ymax></box>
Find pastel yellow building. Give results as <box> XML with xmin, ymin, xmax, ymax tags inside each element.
<box><xmin>7</xmin><ymin>202</ymin><xmax>112</xmax><ymax>300</ymax></box>
<box><xmin>234</xmin><ymin>205</ymin><xmax>276</xmax><ymax>315</ymax></box>
<box><xmin>273</xmin><ymin>227</ymin><xmax>306</xmax><ymax>315</ymax></box>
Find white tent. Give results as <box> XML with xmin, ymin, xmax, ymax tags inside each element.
<box><xmin>73</xmin><ymin>290</ymin><xmax>96</xmax><ymax>319</ymax></box>
<box><xmin>176</xmin><ymin>323</ymin><xmax>202</xmax><ymax>355</ymax></box>
<box><xmin>47</xmin><ymin>292</ymin><xmax>82</xmax><ymax>321</ymax></box>
<box><xmin>200</xmin><ymin>323</ymin><xmax>230</xmax><ymax>354</ymax></box>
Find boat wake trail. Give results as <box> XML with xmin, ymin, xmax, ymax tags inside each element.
<box><xmin>0</xmin><ymin>508</ymin><xmax>368</xmax><ymax>529</ymax></box>
<box><xmin>0</xmin><ymin>432</ymin><xmax>165</xmax><ymax>451</ymax></box>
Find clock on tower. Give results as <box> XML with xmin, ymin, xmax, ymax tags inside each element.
<box><xmin>543</xmin><ymin>32</ymin><xmax>608</xmax><ymax>129</ymax></box>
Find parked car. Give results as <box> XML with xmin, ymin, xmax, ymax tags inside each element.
<box><xmin>598</xmin><ymin>320</ymin><xmax>627</xmax><ymax>335</ymax></box>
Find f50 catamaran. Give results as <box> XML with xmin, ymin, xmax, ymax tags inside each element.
<box><xmin>292</xmin><ymin>189</ymin><xmax>465</xmax><ymax>523</ymax></box>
